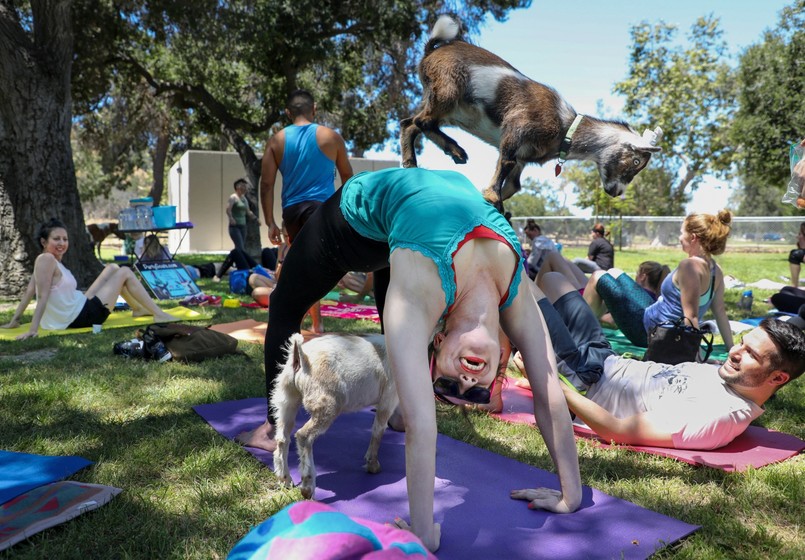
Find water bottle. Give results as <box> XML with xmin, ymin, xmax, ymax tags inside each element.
<box><xmin>135</xmin><ymin>205</ymin><xmax>154</xmax><ymax>229</ymax></box>
<box><xmin>119</xmin><ymin>207</ymin><xmax>136</xmax><ymax>230</ymax></box>
<box><xmin>739</xmin><ymin>290</ymin><xmax>753</xmax><ymax>312</ymax></box>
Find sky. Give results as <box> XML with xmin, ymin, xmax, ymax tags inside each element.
<box><xmin>368</xmin><ymin>0</ymin><xmax>794</xmax><ymax>215</ymax></box>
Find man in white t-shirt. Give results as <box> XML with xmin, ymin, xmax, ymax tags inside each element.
<box><xmin>528</xmin><ymin>272</ymin><xmax>805</xmax><ymax>450</ymax></box>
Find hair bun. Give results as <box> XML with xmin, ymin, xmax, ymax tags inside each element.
<box><xmin>717</xmin><ymin>210</ymin><xmax>732</xmax><ymax>226</ymax></box>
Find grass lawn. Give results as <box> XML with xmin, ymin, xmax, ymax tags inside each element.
<box><xmin>0</xmin><ymin>249</ymin><xmax>802</xmax><ymax>559</ymax></box>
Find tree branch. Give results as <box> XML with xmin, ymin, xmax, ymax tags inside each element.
<box><xmin>114</xmin><ymin>54</ymin><xmax>279</xmax><ymax>135</ymax></box>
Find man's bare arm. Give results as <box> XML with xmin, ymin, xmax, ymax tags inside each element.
<box><xmin>260</xmin><ymin>135</ymin><xmax>283</xmax><ymax>245</ymax></box>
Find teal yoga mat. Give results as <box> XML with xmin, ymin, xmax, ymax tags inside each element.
<box><xmin>601</xmin><ymin>327</ymin><xmax>729</xmax><ymax>362</ymax></box>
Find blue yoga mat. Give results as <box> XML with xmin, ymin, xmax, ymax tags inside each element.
<box><xmin>0</xmin><ymin>451</ymin><xmax>93</xmax><ymax>505</ymax></box>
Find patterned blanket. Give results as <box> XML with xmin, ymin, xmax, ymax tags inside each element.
<box><xmin>1</xmin><ymin>481</ymin><xmax>121</xmax><ymax>551</ymax></box>
<box><xmin>227</xmin><ymin>501</ymin><xmax>436</xmax><ymax>559</ymax></box>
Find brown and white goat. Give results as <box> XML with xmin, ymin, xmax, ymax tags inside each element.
<box><xmin>271</xmin><ymin>333</ymin><xmax>397</xmax><ymax>500</ymax></box>
<box><xmin>86</xmin><ymin>221</ymin><xmax>125</xmax><ymax>259</ymax></box>
<box><xmin>400</xmin><ymin>15</ymin><xmax>662</xmax><ymax>209</ymax></box>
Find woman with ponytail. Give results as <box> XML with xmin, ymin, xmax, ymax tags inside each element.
<box><xmin>584</xmin><ymin>210</ymin><xmax>733</xmax><ymax>349</ymax></box>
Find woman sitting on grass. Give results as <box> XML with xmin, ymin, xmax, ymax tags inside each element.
<box><xmin>1</xmin><ymin>218</ymin><xmax>174</xmax><ymax>340</ymax></box>
<box><xmin>584</xmin><ymin>211</ymin><xmax>734</xmax><ymax>349</ymax></box>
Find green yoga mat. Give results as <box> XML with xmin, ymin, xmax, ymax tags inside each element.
<box><xmin>602</xmin><ymin>327</ymin><xmax>729</xmax><ymax>362</ymax></box>
<box><xmin>0</xmin><ymin>306</ymin><xmax>211</xmax><ymax>341</ymax></box>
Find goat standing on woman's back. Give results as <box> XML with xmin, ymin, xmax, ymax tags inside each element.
<box><xmin>401</xmin><ymin>15</ymin><xmax>662</xmax><ymax>210</ymax></box>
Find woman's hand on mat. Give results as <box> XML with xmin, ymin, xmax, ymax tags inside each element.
<box><xmin>391</xmin><ymin>517</ymin><xmax>441</xmax><ymax>552</ymax></box>
<box><xmin>16</xmin><ymin>329</ymin><xmax>38</xmax><ymax>340</ymax></box>
<box><xmin>510</xmin><ymin>487</ymin><xmax>574</xmax><ymax>513</ymax></box>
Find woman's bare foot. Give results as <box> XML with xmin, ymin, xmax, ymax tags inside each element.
<box><xmin>152</xmin><ymin>311</ymin><xmax>176</xmax><ymax>322</ymax></box>
<box><xmin>235</xmin><ymin>421</ymin><xmax>278</xmax><ymax>452</ymax></box>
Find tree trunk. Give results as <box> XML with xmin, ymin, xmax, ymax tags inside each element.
<box><xmin>150</xmin><ymin>122</ymin><xmax>170</xmax><ymax>204</ymax></box>
<box><xmin>0</xmin><ymin>1</ymin><xmax>100</xmax><ymax>296</ymax></box>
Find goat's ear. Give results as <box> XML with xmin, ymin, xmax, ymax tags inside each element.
<box><xmin>640</xmin><ymin>126</ymin><xmax>663</xmax><ymax>146</ymax></box>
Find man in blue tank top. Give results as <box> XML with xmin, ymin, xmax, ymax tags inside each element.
<box><xmin>259</xmin><ymin>90</ymin><xmax>353</xmax><ymax>332</ymax></box>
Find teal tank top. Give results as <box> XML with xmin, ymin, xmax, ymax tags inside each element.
<box><xmin>231</xmin><ymin>195</ymin><xmax>248</xmax><ymax>226</ymax></box>
<box><xmin>279</xmin><ymin>124</ymin><xmax>336</xmax><ymax>207</ymax></box>
<box><xmin>339</xmin><ymin>168</ymin><xmax>524</xmax><ymax>315</ymax></box>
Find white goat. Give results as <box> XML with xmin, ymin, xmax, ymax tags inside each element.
<box><xmin>271</xmin><ymin>333</ymin><xmax>397</xmax><ymax>500</ymax></box>
<box><xmin>400</xmin><ymin>15</ymin><xmax>662</xmax><ymax>210</ymax></box>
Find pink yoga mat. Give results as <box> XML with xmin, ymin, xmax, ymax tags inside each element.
<box><xmin>320</xmin><ymin>301</ymin><xmax>380</xmax><ymax>323</ymax></box>
<box><xmin>493</xmin><ymin>378</ymin><xmax>805</xmax><ymax>472</ymax></box>
<box><xmin>194</xmin><ymin>398</ymin><xmax>699</xmax><ymax>560</ymax></box>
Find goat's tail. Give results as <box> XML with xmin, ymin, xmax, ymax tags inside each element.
<box><xmin>284</xmin><ymin>333</ymin><xmax>309</xmax><ymax>377</ymax></box>
<box><xmin>425</xmin><ymin>14</ymin><xmax>462</xmax><ymax>55</ymax></box>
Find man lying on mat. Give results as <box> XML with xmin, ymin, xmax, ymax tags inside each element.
<box><xmin>236</xmin><ymin>167</ymin><xmax>582</xmax><ymax>552</ymax></box>
<box><xmin>515</xmin><ymin>272</ymin><xmax>805</xmax><ymax>451</ymax></box>
<box><xmin>1</xmin><ymin>218</ymin><xmax>174</xmax><ymax>340</ymax></box>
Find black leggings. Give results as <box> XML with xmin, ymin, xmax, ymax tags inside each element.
<box><xmin>218</xmin><ymin>248</ymin><xmax>257</xmax><ymax>277</ymax></box>
<box><xmin>264</xmin><ymin>189</ymin><xmax>390</xmax><ymax>423</ymax></box>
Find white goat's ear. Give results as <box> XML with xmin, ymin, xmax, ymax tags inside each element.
<box><xmin>651</xmin><ymin>126</ymin><xmax>663</xmax><ymax>146</ymax></box>
<box><xmin>635</xmin><ymin>126</ymin><xmax>662</xmax><ymax>152</ymax></box>
<box><xmin>641</xmin><ymin>126</ymin><xmax>662</xmax><ymax>147</ymax></box>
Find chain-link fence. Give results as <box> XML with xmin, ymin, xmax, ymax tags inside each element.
<box><xmin>511</xmin><ymin>216</ymin><xmax>804</xmax><ymax>252</ymax></box>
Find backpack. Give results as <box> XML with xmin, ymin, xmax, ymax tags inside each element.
<box><xmin>229</xmin><ymin>269</ymin><xmax>250</xmax><ymax>294</ymax></box>
<box><xmin>770</xmin><ymin>286</ymin><xmax>805</xmax><ymax>314</ymax></box>
<box><xmin>142</xmin><ymin>324</ymin><xmax>242</xmax><ymax>362</ymax></box>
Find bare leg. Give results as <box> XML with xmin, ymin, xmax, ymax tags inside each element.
<box><xmin>87</xmin><ymin>266</ymin><xmax>174</xmax><ymax>321</ymax></box>
<box><xmin>536</xmin><ymin>252</ymin><xmax>587</xmax><ymax>291</ymax></box>
<box><xmin>84</xmin><ymin>264</ymin><xmax>119</xmax><ymax>291</ymax></box>
<box><xmin>251</xmin><ymin>287</ymin><xmax>272</xmax><ymax>308</ymax></box>
<box><xmin>582</xmin><ymin>270</ymin><xmax>607</xmax><ymax>318</ymax></box>
<box><xmin>791</xmin><ymin>263</ymin><xmax>801</xmax><ymax>288</ymax></box>
<box><xmin>235</xmin><ymin>420</ymin><xmax>277</xmax><ymax>452</ymax></box>
<box><xmin>250</xmin><ymin>274</ymin><xmax>275</xmax><ymax>307</ymax></box>
<box><xmin>120</xmin><ymin>284</ymin><xmax>148</xmax><ymax>315</ymax></box>
<box><xmin>308</xmin><ymin>301</ymin><xmax>324</xmax><ymax>334</ymax></box>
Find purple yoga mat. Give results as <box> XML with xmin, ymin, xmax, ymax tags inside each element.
<box><xmin>194</xmin><ymin>398</ymin><xmax>699</xmax><ymax>560</ymax></box>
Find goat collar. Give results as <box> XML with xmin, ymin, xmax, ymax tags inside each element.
<box><xmin>555</xmin><ymin>114</ymin><xmax>584</xmax><ymax>176</ymax></box>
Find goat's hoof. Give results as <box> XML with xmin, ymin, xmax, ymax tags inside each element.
<box><xmin>300</xmin><ymin>484</ymin><xmax>314</xmax><ymax>500</ymax></box>
<box><xmin>364</xmin><ymin>460</ymin><xmax>381</xmax><ymax>474</ymax></box>
<box><xmin>402</xmin><ymin>159</ymin><xmax>418</xmax><ymax>168</ymax></box>
<box><xmin>449</xmin><ymin>149</ymin><xmax>468</xmax><ymax>164</ymax></box>
<box><xmin>276</xmin><ymin>473</ymin><xmax>292</xmax><ymax>487</ymax></box>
